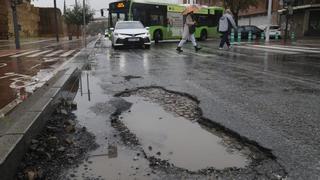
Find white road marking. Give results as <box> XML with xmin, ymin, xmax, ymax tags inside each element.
<box><xmin>10</xmin><ymin>50</ymin><xmax>41</xmax><ymax>58</ymax></box>
<box><xmin>27</xmin><ymin>50</ymin><xmax>53</xmax><ymax>58</ymax></box>
<box><xmin>60</xmin><ymin>50</ymin><xmax>76</xmax><ymax>57</ymax></box>
<box><xmin>29</xmin><ymin>64</ymin><xmax>41</xmax><ymax>70</ymax></box>
<box><xmin>45</xmin><ymin>50</ymin><xmax>64</xmax><ymax>57</ymax></box>
<box><xmin>0</xmin><ymin>63</ymin><xmax>7</xmax><ymax>68</ymax></box>
<box><xmin>271</xmin><ymin>45</ymin><xmax>320</xmax><ymax>50</ymax></box>
<box><xmin>44</xmin><ymin>58</ymin><xmax>59</xmax><ymax>63</ymax></box>
<box><xmin>251</xmin><ymin>45</ymin><xmax>320</xmax><ymax>54</ymax></box>
<box><xmin>235</xmin><ymin>45</ymin><xmax>298</xmax><ymax>55</ymax></box>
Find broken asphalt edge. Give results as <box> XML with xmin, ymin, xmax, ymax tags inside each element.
<box><xmin>0</xmin><ymin>38</ymin><xmax>99</xmax><ymax>180</ymax></box>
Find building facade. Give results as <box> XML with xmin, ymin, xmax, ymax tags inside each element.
<box><xmin>38</xmin><ymin>8</ymin><xmax>64</xmax><ymax>36</ymax></box>
<box><xmin>279</xmin><ymin>0</ymin><xmax>320</xmax><ymax>37</ymax></box>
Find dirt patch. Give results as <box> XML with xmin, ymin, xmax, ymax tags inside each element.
<box><xmin>15</xmin><ymin>100</ymin><xmax>98</xmax><ymax>179</ymax></box>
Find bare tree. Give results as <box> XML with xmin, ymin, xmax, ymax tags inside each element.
<box><xmin>223</xmin><ymin>0</ymin><xmax>258</xmax><ymax>25</ymax></box>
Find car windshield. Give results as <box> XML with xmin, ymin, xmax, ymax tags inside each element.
<box><xmin>115</xmin><ymin>22</ymin><xmax>144</xmax><ymax>29</ymax></box>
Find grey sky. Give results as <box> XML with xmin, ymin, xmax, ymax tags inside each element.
<box><xmin>32</xmin><ymin>0</ymin><xmax>181</xmax><ymax>17</ymax></box>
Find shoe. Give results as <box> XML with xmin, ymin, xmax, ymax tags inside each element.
<box><xmin>176</xmin><ymin>47</ymin><xmax>183</xmax><ymax>53</ymax></box>
<box><xmin>194</xmin><ymin>46</ymin><xmax>202</xmax><ymax>52</ymax></box>
<box><xmin>219</xmin><ymin>47</ymin><xmax>223</xmax><ymax>50</ymax></box>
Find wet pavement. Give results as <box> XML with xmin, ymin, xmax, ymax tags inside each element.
<box><xmin>0</xmin><ymin>38</ymin><xmax>92</xmax><ymax>113</ymax></box>
<box><xmin>16</xmin><ymin>37</ymin><xmax>320</xmax><ymax>179</ymax></box>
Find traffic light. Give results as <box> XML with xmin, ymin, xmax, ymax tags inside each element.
<box><xmin>101</xmin><ymin>9</ymin><xmax>104</xmax><ymax>17</ymax></box>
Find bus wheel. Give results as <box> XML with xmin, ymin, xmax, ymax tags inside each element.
<box><xmin>154</xmin><ymin>30</ymin><xmax>162</xmax><ymax>44</ymax></box>
<box><xmin>200</xmin><ymin>30</ymin><xmax>207</xmax><ymax>41</ymax></box>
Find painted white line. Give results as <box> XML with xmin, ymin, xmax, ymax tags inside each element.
<box><xmin>29</xmin><ymin>64</ymin><xmax>41</xmax><ymax>70</ymax></box>
<box><xmin>45</xmin><ymin>50</ymin><xmax>64</xmax><ymax>57</ymax></box>
<box><xmin>27</xmin><ymin>50</ymin><xmax>53</xmax><ymax>58</ymax></box>
<box><xmin>60</xmin><ymin>50</ymin><xmax>76</xmax><ymax>57</ymax></box>
<box><xmin>271</xmin><ymin>45</ymin><xmax>320</xmax><ymax>50</ymax></box>
<box><xmin>235</xmin><ymin>45</ymin><xmax>298</xmax><ymax>55</ymax></box>
<box><xmin>10</xmin><ymin>50</ymin><xmax>41</xmax><ymax>58</ymax></box>
<box><xmin>251</xmin><ymin>45</ymin><xmax>320</xmax><ymax>53</ymax></box>
<box><xmin>44</xmin><ymin>58</ymin><xmax>59</xmax><ymax>63</ymax></box>
<box><xmin>0</xmin><ymin>63</ymin><xmax>7</xmax><ymax>68</ymax></box>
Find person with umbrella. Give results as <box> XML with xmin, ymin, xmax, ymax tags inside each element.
<box><xmin>176</xmin><ymin>5</ymin><xmax>202</xmax><ymax>53</ymax></box>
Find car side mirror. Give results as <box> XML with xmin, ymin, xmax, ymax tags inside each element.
<box><xmin>110</xmin><ymin>27</ymin><xmax>114</xmax><ymax>31</ymax></box>
<box><xmin>145</xmin><ymin>27</ymin><xmax>150</xmax><ymax>30</ymax></box>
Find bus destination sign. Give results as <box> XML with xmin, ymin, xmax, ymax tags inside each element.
<box><xmin>116</xmin><ymin>2</ymin><xmax>125</xmax><ymax>8</ymax></box>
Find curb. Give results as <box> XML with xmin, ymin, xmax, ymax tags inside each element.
<box><xmin>0</xmin><ymin>38</ymin><xmax>98</xmax><ymax>180</ymax></box>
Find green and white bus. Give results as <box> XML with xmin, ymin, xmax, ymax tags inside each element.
<box><xmin>108</xmin><ymin>0</ymin><xmax>224</xmax><ymax>42</ymax></box>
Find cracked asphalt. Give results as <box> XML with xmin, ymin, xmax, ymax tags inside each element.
<box><xmin>36</xmin><ymin>37</ymin><xmax>320</xmax><ymax>179</ymax></box>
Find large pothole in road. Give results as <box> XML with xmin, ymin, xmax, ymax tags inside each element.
<box><xmin>111</xmin><ymin>87</ymin><xmax>287</xmax><ymax>178</ymax></box>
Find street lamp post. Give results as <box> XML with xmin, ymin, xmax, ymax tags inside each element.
<box><xmin>54</xmin><ymin>0</ymin><xmax>59</xmax><ymax>42</ymax></box>
<box><xmin>83</xmin><ymin>0</ymin><xmax>86</xmax><ymax>47</ymax></box>
<box><xmin>11</xmin><ymin>0</ymin><xmax>20</xmax><ymax>49</ymax></box>
<box><xmin>266</xmin><ymin>0</ymin><xmax>272</xmax><ymax>42</ymax></box>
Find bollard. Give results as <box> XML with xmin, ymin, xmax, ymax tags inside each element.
<box><xmin>261</xmin><ymin>32</ymin><xmax>265</xmax><ymax>40</ymax></box>
<box><xmin>237</xmin><ymin>32</ymin><xmax>241</xmax><ymax>43</ymax></box>
<box><xmin>291</xmin><ymin>32</ymin><xmax>295</xmax><ymax>41</ymax></box>
<box><xmin>275</xmin><ymin>32</ymin><xmax>279</xmax><ymax>40</ymax></box>
<box><xmin>248</xmin><ymin>31</ymin><xmax>252</xmax><ymax>42</ymax></box>
<box><xmin>231</xmin><ymin>29</ymin><xmax>235</xmax><ymax>44</ymax></box>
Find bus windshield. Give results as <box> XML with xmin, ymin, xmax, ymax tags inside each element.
<box><xmin>108</xmin><ymin>1</ymin><xmax>129</xmax><ymax>27</ymax></box>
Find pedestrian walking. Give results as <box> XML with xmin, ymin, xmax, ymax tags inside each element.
<box><xmin>176</xmin><ymin>5</ymin><xmax>202</xmax><ymax>53</ymax></box>
<box><xmin>218</xmin><ymin>9</ymin><xmax>237</xmax><ymax>49</ymax></box>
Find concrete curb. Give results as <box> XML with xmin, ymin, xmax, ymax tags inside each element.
<box><xmin>0</xmin><ymin>38</ymin><xmax>98</xmax><ymax>180</ymax></box>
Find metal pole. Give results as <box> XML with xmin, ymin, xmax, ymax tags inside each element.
<box><xmin>11</xmin><ymin>1</ymin><xmax>20</xmax><ymax>49</ymax></box>
<box><xmin>83</xmin><ymin>0</ymin><xmax>86</xmax><ymax>47</ymax></box>
<box><xmin>54</xmin><ymin>0</ymin><xmax>59</xmax><ymax>42</ymax></box>
<box><xmin>266</xmin><ymin>0</ymin><xmax>272</xmax><ymax>42</ymax></box>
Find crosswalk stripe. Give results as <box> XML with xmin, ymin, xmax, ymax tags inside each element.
<box><xmin>60</xmin><ymin>50</ymin><xmax>76</xmax><ymax>57</ymax></box>
<box><xmin>271</xmin><ymin>45</ymin><xmax>320</xmax><ymax>50</ymax></box>
<box><xmin>45</xmin><ymin>50</ymin><xmax>65</xmax><ymax>57</ymax></box>
<box><xmin>10</xmin><ymin>50</ymin><xmax>41</xmax><ymax>58</ymax></box>
<box><xmin>235</xmin><ymin>45</ymin><xmax>298</xmax><ymax>54</ymax></box>
<box><xmin>27</xmin><ymin>50</ymin><xmax>53</xmax><ymax>58</ymax></box>
<box><xmin>251</xmin><ymin>45</ymin><xmax>320</xmax><ymax>53</ymax></box>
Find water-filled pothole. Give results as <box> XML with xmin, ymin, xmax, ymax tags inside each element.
<box><xmin>121</xmin><ymin>96</ymin><xmax>249</xmax><ymax>171</ymax></box>
<box><xmin>114</xmin><ymin>87</ymin><xmax>267</xmax><ymax>172</ymax></box>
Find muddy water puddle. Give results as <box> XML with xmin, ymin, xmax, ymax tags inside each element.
<box><xmin>120</xmin><ymin>96</ymin><xmax>249</xmax><ymax>171</ymax></box>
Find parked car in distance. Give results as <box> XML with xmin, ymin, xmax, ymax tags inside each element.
<box><xmin>110</xmin><ymin>21</ymin><xmax>151</xmax><ymax>49</ymax></box>
<box><xmin>235</xmin><ymin>25</ymin><xmax>264</xmax><ymax>39</ymax></box>
<box><xmin>265</xmin><ymin>25</ymin><xmax>281</xmax><ymax>39</ymax></box>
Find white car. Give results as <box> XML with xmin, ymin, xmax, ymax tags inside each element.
<box><xmin>265</xmin><ymin>25</ymin><xmax>282</xmax><ymax>39</ymax></box>
<box><xmin>110</xmin><ymin>21</ymin><xmax>151</xmax><ymax>49</ymax></box>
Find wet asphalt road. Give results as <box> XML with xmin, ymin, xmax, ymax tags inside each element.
<box><xmin>0</xmin><ymin>38</ymin><xmax>87</xmax><ymax>110</ymax></box>
<box><xmin>65</xmin><ymin>37</ymin><xmax>320</xmax><ymax>179</ymax></box>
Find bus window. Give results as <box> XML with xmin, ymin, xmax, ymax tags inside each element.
<box><xmin>150</xmin><ymin>15</ymin><xmax>165</xmax><ymax>26</ymax></box>
<box><xmin>132</xmin><ymin>3</ymin><xmax>166</xmax><ymax>27</ymax></box>
<box><xmin>210</xmin><ymin>10</ymin><xmax>223</xmax><ymax>27</ymax></box>
<box><xmin>195</xmin><ymin>15</ymin><xmax>209</xmax><ymax>27</ymax></box>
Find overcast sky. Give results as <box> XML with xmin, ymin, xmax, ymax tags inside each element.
<box><xmin>32</xmin><ymin>0</ymin><xmax>181</xmax><ymax>17</ymax></box>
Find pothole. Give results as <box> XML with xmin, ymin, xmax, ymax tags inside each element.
<box><xmin>111</xmin><ymin>87</ymin><xmax>287</xmax><ymax>178</ymax></box>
